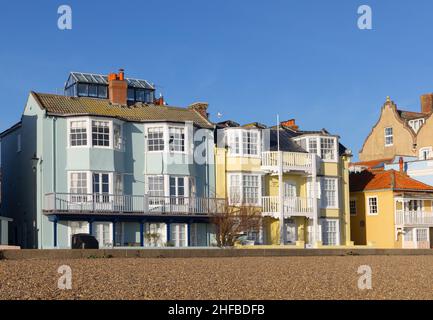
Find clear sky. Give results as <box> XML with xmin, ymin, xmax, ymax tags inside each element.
<box><xmin>1</xmin><ymin>0</ymin><xmax>433</xmax><ymax>160</ymax></box>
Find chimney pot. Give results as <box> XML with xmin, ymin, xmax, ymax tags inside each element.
<box><xmin>421</xmin><ymin>93</ymin><xmax>433</xmax><ymax>114</ymax></box>
<box><xmin>108</xmin><ymin>69</ymin><xmax>127</xmax><ymax>105</ymax></box>
<box><xmin>399</xmin><ymin>157</ymin><xmax>405</xmax><ymax>173</ymax></box>
<box><xmin>281</xmin><ymin>119</ymin><xmax>299</xmax><ymax>131</ymax></box>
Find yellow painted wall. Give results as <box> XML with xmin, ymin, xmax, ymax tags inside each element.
<box><xmin>359</xmin><ymin>100</ymin><xmax>416</xmax><ymax>161</ymax></box>
<box><xmin>350</xmin><ymin>190</ymin><xmax>400</xmax><ymax>248</ymax></box>
<box><xmin>263</xmin><ymin>216</ymin><xmax>308</xmax><ymax>245</ymax></box>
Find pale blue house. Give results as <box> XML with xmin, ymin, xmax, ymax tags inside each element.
<box><xmin>0</xmin><ymin>70</ymin><xmax>220</xmax><ymax>249</ymax></box>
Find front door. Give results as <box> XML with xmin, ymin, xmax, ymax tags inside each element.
<box><xmin>93</xmin><ymin>173</ymin><xmax>110</xmax><ymax>210</ymax></box>
<box><xmin>92</xmin><ymin>222</ymin><xmax>113</xmax><ymax>248</ymax></box>
<box><xmin>416</xmin><ymin>228</ymin><xmax>430</xmax><ymax>249</ymax></box>
<box><xmin>170</xmin><ymin>177</ymin><xmax>187</xmax><ymax>212</ymax></box>
<box><xmin>170</xmin><ymin>223</ymin><xmax>188</xmax><ymax>247</ymax></box>
<box><xmin>285</xmin><ymin>220</ymin><xmax>297</xmax><ymax>245</ymax></box>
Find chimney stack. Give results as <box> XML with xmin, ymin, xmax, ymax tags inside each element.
<box><xmin>421</xmin><ymin>93</ymin><xmax>433</xmax><ymax>114</ymax></box>
<box><xmin>281</xmin><ymin>119</ymin><xmax>299</xmax><ymax>131</ymax></box>
<box><xmin>399</xmin><ymin>157</ymin><xmax>405</xmax><ymax>173</ymax></box>
<box><xmin>189</xmin><ymin>102</ymin><xmax>209</xmax><ymax>119</ymax></box>
<box><xmin>108</xmin><ymin>69</ymin><xmax>128</xmax><ymax>105</ymax></box>
<box><xmin>154</xmin><ymin>95</ymin><xmax>165</xmax><ymax>106</ymax></box>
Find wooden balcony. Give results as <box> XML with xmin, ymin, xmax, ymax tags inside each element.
<box><xmin>262</xmin><ymin>196</ymin><xmax>315</xmax><ymax>218</ymax></box>
<box><xmin>395</xmin><ymin>210</ymin><xmax>433</xmax><ymax>226</ymax></box>
<box><xmin>43</xmin><ymin>193</ymin><xmax>226</xmax><ymax>216</ymax></box>
<box><xmin>261</xmin><ymin>152</ymin><xmax>314</xmax><ymax>174</ymax></box>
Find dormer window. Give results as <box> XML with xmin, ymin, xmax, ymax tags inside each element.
<box><xmin>227</xmin><ymin>129</ymin><xmax>260</xmax><ymax>157</ymax></box>
<box><xmin>295</xmin><ymin>136</ymin><xmax>338</xmax><ymax>162</ymax></box>
<box><xmin>408</xmin><ymin>118</ymin><xmax>425</xmax><ymax>133</ymax></box>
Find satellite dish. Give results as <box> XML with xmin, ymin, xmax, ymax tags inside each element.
<box><xmin>217</xmin><ymin>112</ymin><xmax>223</xmax><ymax>119</ymax></box>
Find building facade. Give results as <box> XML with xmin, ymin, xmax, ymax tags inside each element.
<box><xmin>359</xmin><ymin>94</ymin><xmax>433</xmax><ymax>161</ymax></box>
<box><xmin>350</xmin><ymin>168</ymin><xmax>433</xmax><ymax>249</ymax></box>
<box><xmin>215</xmin><ymin>119</ymin><xmax>353</xmax><ymax>247</ymax></box>
<box><xmin>0</xmin><ymin>70</ymin><xmax>221</xmax><ymax>249</ymax></box>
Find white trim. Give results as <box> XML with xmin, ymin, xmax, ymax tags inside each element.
<box><xmin>226</xmin><ymin>128</ymin><xmax>261</xmax><ymax>158</ymax></box>
<box><xmin>320</xmin><ymin>218</ymin><xmax>340</xmax><ymax>246</ymax></box>
<box><xmin>227</xmin><ymin>172</ymin><xmax>262</xmax><ymax>206</ymax></box>
<box><xmin>320</xmin><ymin>177</ymin><xmax>339</xmax><ymax>209</ymax></box>
<box><xmin>367</xmin><ymin>196</ymin><xmax>379</xmax><ymax>216</ymax></box>
<box><xmin>67</xmin><ymin>117</ymin><xmax>124</xmax><ymax>151</ymax></box>
<box><xmin>384</xmin><ymin>127</ymin><xmax>393</xmax><ymax>147</ymax></box>
<box><xmin>419</xmin><ymin>147</ymin><xmax>432</xmax><ymax>160</ymax></box>
<box><xmin>293</xmin><ymin>136</ymin><xmax>338</xmax><ymax>163</ymax></box>
<box><xmin>144</xmin><ymin>123</ymin><xmax>189</xmax><ymax>155</ymax></box>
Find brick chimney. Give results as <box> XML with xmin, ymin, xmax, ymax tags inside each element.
<box><xmin>281</xmin><ymin>119</ymin><xmax>299</xmax><ymax>131</ymax></box>
<box><xmin>421</xmin><ymin>93</ymin><xmax>433</xmax><ymax>114</ymax></box>
<box><xmin>189</xmin><ymin>102</ymin><xmax>209</xmax><ymax>119</ymax></box>
<box><xmin>108</xmin><ymin>69</ymin><xmax>127</xmax><ymax>105</ymax></box>
<box><xmin>154</xmin><ymin>95</ymin><xmax>165</xmax><ymax>106</ymax></box>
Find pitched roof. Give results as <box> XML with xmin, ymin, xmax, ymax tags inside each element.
<box><xmin>350</xmin><ymin>169</ymin><xmax>433</xmax><ymax>192</ymax></box>
<box><xmin>350</xmin><ymin>158</ymin><xmax>394</xmax><ymax>170</ymax></box>
<box><xmin>31</xmin><ymin>92</ymin><xmax>213</xmax><ymax>128</ymax></box>
<box><xmin>268</xmin><ymin>129</ymin><xmax>307</xmax><ymax>153</ymax></box>
<box><xmin>397</xmin><ymin>110</ymin><xmax>427</xmax><ymax>121</ymax></box>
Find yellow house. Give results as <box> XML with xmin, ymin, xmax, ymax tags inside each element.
<box><xmin>215</xmin><ymin>119</ymin><xmax>353</xmax><ymax>247</ymax></box>
<box><xmin>350</xmin><ymin>167</ymin><xmax>433</xmax><ymax>248</ymax></box>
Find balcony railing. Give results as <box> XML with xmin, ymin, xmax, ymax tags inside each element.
<box><xmin>261</xmin><ymin>152</ymin><xmax>314</xmax><ymax>173</ymax></box>
<box><xmin>262</xmin><ymin>196</ymin><xmax>315</xmax><ymax>218</ymax></box>
<box><xmin>395</xmin><ymin>210</ymin><xmax>433</xmax><ymax>226</ymax></box>
<box><xmin>44</xmin><ymin>193</ymin><xmax>226</xmax><ymax>216</ymax></box>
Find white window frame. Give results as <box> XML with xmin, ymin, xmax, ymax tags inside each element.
<box><xmin>419</xmin><ymin>147</ymin><xmax>432</xmax><ymax>160</ymax></box>
<box><xmin>226</xmin><ymin>129</ymin><xmax>261</xmax><ymax>158</ymax></box>
<box><xmin>409</xmin><ymin>118</ymin><xmax>425</xmax><ymax>133</ymax></box>
<box><xmin>67</xmin><ymin>117</ymin><xmax>123</xmax><ymax>151</ymax></box>
<box><xmin>320</xmin><ymin>177</ymin><xmax>339</xmax><ymax>209</ymax></box>
<box><xmin>92</xmin><ymin>222</ymin><xmax>113</xmax><ymax>248</ymax></box>
<box><xmin>69</xmin><ymin>120</ymin><xmax>88</xmax><ymax>147</ymax></box>
<box><xmin>228</xmin><ymin>173</ymin><xmax>262</xmax><ymax>205</ymax></box>
<box><xmin>367</xmin><ymin>196</ymin><xmax>379</xmax><ymax>216</ymax></box>
<box><xmin>145</xmin><ymin>123</ymin><xmax>189</xmax><ymax>154</ymax></box>
<box><xmin>91</xmin><ymin>120</ymin><xmax>112</xmax><ymax>148</ymax></box>
<box><xmin>384</xmin><ymin>127</ymin><xmax>393</xmax><ymax>147</ymax></box>
<box><xmin>170</xmin><ymin>223</ymin><xmax>188</xmax><ymax>247</ymax></box>
<box><xmin>294</xmin><ymin>136</ymin><xmax>338</xmax><ymax>162</ymax></box>
<box><xmin>320</xmin><ymin>218</ymin><xmax>340</xmax><ymax>246</ymax></box>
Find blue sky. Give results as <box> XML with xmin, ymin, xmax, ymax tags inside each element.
<box><xmin>1</xmin><ymin>0</ymin><xmax>433</xmax><ymax>159</ymax></box>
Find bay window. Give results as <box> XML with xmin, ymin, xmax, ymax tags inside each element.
<box><xmin>169</xmin><ymin>127</ymin><xmax>185</xmax><ymax>152</ymax></box>
<box><xmin>146</xmin><ymin>125</ymin><xmax>187</xmax><ymax>153</ymax></box>
<box><xmin>229</xmin><ymin>173</ymin><xmax>261</xmax><ymax>205</ymax></box>
<box><xmin>227</xmin><ymin>129</ymin><xmax>260</xmax><ymax>157</ymax></box>
<box><xmin>295</xmin><ymin>136</ymin><xmax>337</xmax><ymax>161</ymax></box>
<box><xmin>69</xmin><ymin>172</ymin><xmax>88</xmax><ymax>202</ymax></box>
<box><xmin>321</xmin><ymin>219</ymin><xmax>339</xmax><ymax>246</ymax></box>
<box><xmin>68</xmin><ymin>118</ymin><xmax>123</xmax><ymax>150</ymax></box>
<box><xmin>321</xmin><ymin>178</ymin><xmax>338</xmax><ymax>209</ymax></box>
<box><xmin>70</xmin><ymin>121</ymin><xmax>87</xmax><ymax>146</ymax></box>
<box><xmin>92</xmin><ymin>120</ymin><xmax>110</xmax><ymax>147</ymax></box>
